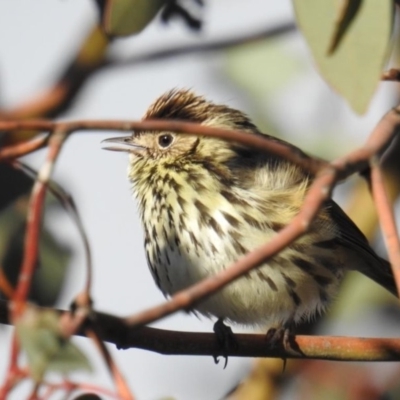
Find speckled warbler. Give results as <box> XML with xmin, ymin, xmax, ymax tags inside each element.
<box><xmin>102</xmin><ymin>89</ymin><xmax>396</xmax><ymax>332</ymax></box>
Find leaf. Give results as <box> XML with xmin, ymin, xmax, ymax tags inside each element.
<box><xmin>16</xmin><ymin>307</ymin><xmax>91</xmax><ymax>381</ymax></box>
<box><xmin>0</xmin><ymin>163</ymin><xmax>32</xmax><ymax>211</ymax></box>
<box><xmin>101</xmin><ymin>0</ymin><xmax>165</xmax><ymax>37</ymax></box>
<box><xmin>35</xmin><ymin>228</ymin><xmax>71</xmax><ymax>306</ymax></box>
<box><xmin>0</xmin><ymin>199</ymin><xmax>71</xmax><ymax>306</ymax></box>
<box><xmin>293</xmin><ymin>0</ymin><xmax>394</xmax><ymax>114</ymax></box>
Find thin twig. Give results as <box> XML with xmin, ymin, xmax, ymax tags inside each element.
<box><xmin>58</xmin><ymin>298</ymin><xmax>90</xmax><ymax>339</ymax></box>
<box><xmin>364</xmin><ymin>106</ymin><xmax>400</xmax><ymax>155</ymax></box>
<box><xmin>87</xmin><ymin>328</ymin><xmax>135</xmax><ymax>400</ymax></box>
<box><xmin>10</xmin><ymin>160</ymin><xmax>93</xmax><ymax>296</ymax></box>
<box><xmin>41</xmin><ymin>380</ymin><xmax>121</xmax><ymax>400</ymax></box>
<box><xmin>0</xmin><ymin>334</ymin><xmax>26</xmax><ymax>399</ymax></box>
<box><xmin>0</xmin><ymin>267</ymin><xmax>14</xmax><ymax>299</ymax></box>
<box><xmin>382</xmin><ymin>68</ymin><xmax>400</xmax><ymax>81</ymax></box>
<box><xmin>11</xmin><ymin>129</ymin><xmax>68</xmax><ymax>318</ymax></box>
<box><xmin>0</xmin><ymin>134</ymin><xmax>48</xmax><ymax>160</ymax></box>
<box><xmin>370</xmin><ymin>159</ymin><xmax>400</xmax><ymax>294</ymax></box>
<box><xmin>107</xmin><ymin>21</ymin><xmax>296</xmax><ymax>69</ymax></box>
<box><xmin>27</xmin><ymin>381</ymin><xmax>40</xmax><ymax>400</ymax></box>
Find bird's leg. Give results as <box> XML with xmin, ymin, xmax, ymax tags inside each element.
<box><xmin>213</xmin><ymin>318</ymin><xmax>238</xmax><ymax>368</ymax></box>
<box><xmin>265</xmin><ymin>326</ymin><xmax>291</xmax><ymax>351</ymax></box>
<box><xmin>265</xmin><ymin>322</ymin><xmax>302</xmax><ymax>372</ymax></box>
<box><xmin>265</xmin><ymin>322</ymin><xmax>302</xmax><ymax>357</ymax></box>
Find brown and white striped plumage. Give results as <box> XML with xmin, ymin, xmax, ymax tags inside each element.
<box><xmin>104</xmin><ymin>89</ymin><xmax>396</xmax><ymax>328</ymax></box>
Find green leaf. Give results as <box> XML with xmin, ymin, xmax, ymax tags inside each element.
<box><xmin>0</xmin><ymin>198</ymin><xmax>71</xmax><ymax>306</ymax></box>
<box><xmin>102</xmin><ymin>0</ymin><xmax>165</xmax><ymax>37</ymax></box>
<box><xmin>16</xmin><ymin>307</ymin><xmax>91</xmax><ymax>381</ymax></box>
<box><xmin>35</xmin><ymin>228</ymin><xmax>71</xmax><ymax>306</ymax></box>
<box><xmin>293</xmin><ymin>0</ymin><xmax>393</xmax><ymax>114</ymax></box>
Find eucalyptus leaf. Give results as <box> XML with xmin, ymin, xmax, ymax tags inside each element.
<box><xmin>0</xmin><ymin>199</ymin><xmax>71</xmax><ymax>306</ymax></box>
<box><xmin>102</xmin><ymin>0</ymin><xmax>165</xmax><ymax>37</ymax></box>
<box><xmin>16</xmin><ymin>308</ymin><xmax>91</xmax><ymax>382</ymax></box>
<box><xmin>293</xmin><ymin>0</ymin><xmax>393</xmax><ymax>114</ymax></box>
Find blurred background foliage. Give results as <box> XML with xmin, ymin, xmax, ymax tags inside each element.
<box><xmin>0</xmin><ymin>162</ymin><xmax>71</xmax><ymax>307</ymax></box>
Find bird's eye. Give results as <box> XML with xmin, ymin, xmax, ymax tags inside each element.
<box><xmin>158</xmin><ymin>134</ymin><xmax>174</xmax><ymax>148</ymax></box>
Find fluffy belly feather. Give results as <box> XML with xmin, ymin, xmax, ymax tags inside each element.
<box><xmin>143</xmin><ymin>211</ymin><xmax>340</xmax><ymax>327</ymax></box>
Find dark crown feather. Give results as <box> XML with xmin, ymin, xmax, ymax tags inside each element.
<box><xmin>143</xmin><ymin>89</ymin><xmax>257</xmax><ymax>131</ymax></box>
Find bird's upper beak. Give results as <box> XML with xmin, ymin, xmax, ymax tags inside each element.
<box><xmin>101</xmin><ymin>135</ymin><xmax>146</xmax><ymax>153</ymax></box>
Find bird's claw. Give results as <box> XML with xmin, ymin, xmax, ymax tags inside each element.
<box><xmin>265</xmin><ymin>327</ymin><xmax>302</xmax><ymax>372</ymax></box>
<box><xmin>213</xmin><ymin>319</ymin><xmax>238</xmax><ymax>368</ymax></box>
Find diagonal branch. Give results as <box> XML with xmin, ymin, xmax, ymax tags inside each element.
<box><xmin>11</xmin><ymin>130</ymin><xmax>69</xmax><ymax>318</ymax></box>
<box><xmin>370</xmin><ymin>160</ymin><xmax>400</xmax><ymax>294</ymax></box>
<box><xmin>0</xmin><ymin>134</ymin><xmax>49</xmax><ymax>160</ymax></box>
<box><xmin>87</xmin><ymin>328</ymin><xmax>135</xmax><ymax>400</ymax></box>
<box><xmin>10</xmin><ymin>160</ymin><xmax>93</xmax><ymax>297</ymax></box>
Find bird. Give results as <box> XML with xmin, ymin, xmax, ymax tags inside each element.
<box><xmin>102</xmin><ymin>89</ymin><xmax>397</xmax><ymax>337</ymax></box>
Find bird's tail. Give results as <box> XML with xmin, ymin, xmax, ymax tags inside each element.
<box><xmin>361</xmin><ymin>256</ymin><xmax>398</xmax><ymax>297</ymax></box>
<box><xmin>327</xmin><ymin>200</ymin><xmax>398</xmax><ymax>297</ymax></box>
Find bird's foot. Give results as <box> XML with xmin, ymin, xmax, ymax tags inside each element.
<box><xmin>213</xmin><ymin>318</ymin><xmax>238</xmax><ymax>368</ymax></box>
<box><xmin>265</xmin><ymin>327</ymin><xmax>290</xmax><ymax>351</ymax></box>
<box><xmin>265</xmin><ymin>326</ymin><xmax>302</xmax><ymax>372</ymax></box>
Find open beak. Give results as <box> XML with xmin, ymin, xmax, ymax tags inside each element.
<box><xmin>101</xmin><ymin>135</ymin><xmax>145</xmax><ymax>152</ymax></box>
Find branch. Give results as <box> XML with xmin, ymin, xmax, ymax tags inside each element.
<box><xmin>41</xmin><ymin>380</ymin><xmax>121</xmax><ymax>400</ymax></box>
<box><xmin>0</xmin><ymin>135</ymin><xmax>48</xmax><ymax>160</ymax></box>
<box><xmin>370</xmin><ymin>160</ymin><xmax>400</xmax><ymax>294</ymax></box>
<box><xmin>87</xmin><ymin>328</ymin><xmax>134</xmax><ymax>400</ymax></box>
<box><xmin>1</xmin><ymin>131</ymin><xmax>70</xmax><ymax>398</ymax></box>
<box><xmin>106</xmin><ymin>21</ymin><xmax>296</xmax><ymax>69</ymax></box>
<box><xmin>382</xmin><ymin>68</ymin><xmax>400</xmax><ymax>81</ymax></box>
<box><xmin>0</xmin><ymin>334</ymin><xmax>24</xmax><ymax>398</ymax></box>
<box><xmin>12</xmin><ymin>130</ymin><xmax>69</xmax><ymax>318</ymax></box>
<box><xmin>0</xmin><ymin>119</ymin><xmax>326</xmax><ymax>173</ymax></box>
<box><xmin>0</xmin><ymin>300</ymin><xmax>400</xmax><ymax>362</ymax></box>
<box><xmin>10</xmin><ymin>160</ymin><xmax>94</xmax><ymax>297</ymax></box>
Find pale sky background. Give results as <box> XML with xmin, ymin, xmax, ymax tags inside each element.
<box><xmin>0</xmin><ymin>1</ymin><xmax>398</xmax><ymax>399</ymax></box>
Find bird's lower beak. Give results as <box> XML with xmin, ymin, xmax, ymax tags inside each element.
<box><xmin>101</xmin><ymin>135</ymin><xmax>146</xmax><ymax>152</ymax></box>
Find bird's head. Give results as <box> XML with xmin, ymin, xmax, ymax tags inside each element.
<box><xmin>102</xmin><ymin>89</ymin><xmax>308</xmax><ymax>217</ymax></box>
<box><xmin>102</xmin><ymin>89</ymin><xmax>258</xmax><ymax>170</ymax></box>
